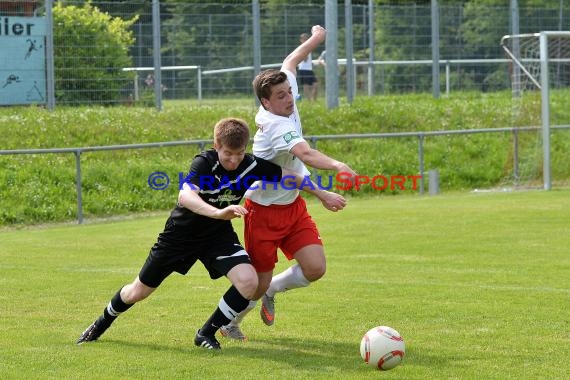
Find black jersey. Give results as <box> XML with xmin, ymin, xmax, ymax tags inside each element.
<box><xmin>159</xmin><ymin>149</ymin><xmax>283</xmax><ymax>243</ymax></box>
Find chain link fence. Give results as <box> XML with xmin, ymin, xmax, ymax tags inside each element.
<box><xmin>1</xmin><ymin>1</ymin><xmax>569</xmax><ymax>106</ymax></box>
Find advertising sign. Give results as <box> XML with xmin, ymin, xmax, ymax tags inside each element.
<box><xmin>0</xmin><ymin>16</ymin><xmax>46</xmax><ymax>105</ymax></box>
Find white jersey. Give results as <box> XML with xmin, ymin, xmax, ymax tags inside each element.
<box><xmin>246</xmin><ymin>68</ymin><xmax>311</xmax><ymax>206</ymax></box>
<box><xmin>298</xmin><ymin>53</ymin><xmax>313</xmax><ymax>71</ymax></box>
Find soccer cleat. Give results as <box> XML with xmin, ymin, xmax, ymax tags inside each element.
<box><xmin>76</xmin><ymin>319</ymin><xmax>107</xmax><ymax>345</ymax></box>
<box><xmin>260</xmin><ymin>293</ymin><xmax>275</xmax><ymax>326</ymax></box>
<box><xmin>220</xmin><ymin>324</ymin><xmax>248</xmax><ymax>341</ymax></box>
<box><xmin>194</xmin><ymin>329</ymin><xmax>221</xmax><ymax>350</ymax></box>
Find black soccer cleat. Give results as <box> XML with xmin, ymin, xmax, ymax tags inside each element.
<box><xmin>76</xmin><ymin>319</ymin><xmax>108</xmax><ymax>345</ymax></box>
<box><xmin>194</xmin><ymin>329</ymin><xmax>221</xmax><ymax>350</ymax></box>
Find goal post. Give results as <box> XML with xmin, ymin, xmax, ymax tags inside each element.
<box><xmin>501</xmin><ymin>31</ymin><xmax>570</xmax><ymax>190</ymax></box>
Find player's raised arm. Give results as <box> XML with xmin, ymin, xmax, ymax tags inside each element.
<box><xmin>178</xmin><ymin>182</ymin><xmax>247</xmax><ymax>220</ymax></box>
<box><xmin>282</xmin><ymin>25</ymin><xmax>326</xmax><ymax>74</ymax></box>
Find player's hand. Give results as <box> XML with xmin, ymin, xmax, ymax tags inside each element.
<box><xmin>319</xmin><ymin>191</ymin><xmax>347</xmax><ymax>212</ymax></box>
<box><xmin>338</xmin><ymin>164</ymin><xmax>358</xmax><ymax>188</ymax></box>
<box><xmin>311</xmin><ymin>25</ymin><xmax>326</xmax><ymax>42</ymax></box>
<box><xmin>216</xmin><ymin>205</ymin><xmax>248</xmax><ymax>220</ymax></box>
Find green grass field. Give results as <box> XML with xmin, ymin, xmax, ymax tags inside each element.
<box><xmin>1</xmin><ymin>191</ymin><xmax>569</xmax><ymax>379</ymax></box>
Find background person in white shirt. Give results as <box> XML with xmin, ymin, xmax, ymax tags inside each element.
<box><xmin>220</xmin><ymin>25</ymin><xmax>357</xmax><ymax>341</ymax></box>
<box><xmin>317</xmin><ymin>49</ymin><xmax>326</xmax><ymax>66</ymax></box>
<box><xmin>297</xmin><ymin>32</ymin><xmax>318</xmax><ymax>101</ymax></box>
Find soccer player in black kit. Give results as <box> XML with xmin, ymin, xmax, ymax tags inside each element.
<box><xmin>76</xmin><ymin>117</ymin><xmax>346</xmax><ymax>349</ymax></box>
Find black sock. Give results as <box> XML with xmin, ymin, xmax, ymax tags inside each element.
<box><xmin>199</xmin><ymin>286</ymin><xmax>249</xmax><ymax>337</ymax></box>
<box><xmin>96</xmin><ymin>288</ymin><xmax>134</xmax><ymax>329</ymax></box>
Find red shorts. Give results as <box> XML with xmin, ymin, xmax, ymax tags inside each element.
<box><xmin>244</xmin><ymin>196</ymin><xmax>322</xmax><ymax>272</ymax></box>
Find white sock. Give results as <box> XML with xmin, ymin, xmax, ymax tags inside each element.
<box><xmin>227</xmin><ymin>300</ymin><xmax>257</xmax><ymax>327</ymax></box>
<box><xmin>266</xmin><ymin>264</ymin><xmax>310</xmax><ymax>297</ymax></box>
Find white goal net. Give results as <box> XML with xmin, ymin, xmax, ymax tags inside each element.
<box><xmin>501</xmin><ymin>31</ymin><xmax>570</xmax><ymax>190</ymax></box>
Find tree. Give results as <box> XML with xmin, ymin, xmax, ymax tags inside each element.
<box><xmin>53</xmin><ymin>2</ymin><xmax>138</xmax><ymax>104</ymax></box>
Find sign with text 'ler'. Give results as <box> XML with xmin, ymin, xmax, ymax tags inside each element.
<box><xmin>1</xmin><ymin>17</ymin><xmax>46</xmax><ymax>105</ymax></box>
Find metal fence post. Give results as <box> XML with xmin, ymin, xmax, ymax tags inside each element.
<box><xmin>252</xmin><ymin>0</ymin><xmax>261</xmax><ymax>107</ymax></box>
<box><xmin>345</xmin><ymin>0</ymin><xmax>354</xmax><ymax>104</ymax></box>
<box><xmin>445</xmin><ymin>60</ymin><xmax>450</xmax><ymax>96</ymax></box>
<box><xmin>431</xmin><ymin>0</ymin><xmax>440</xmax><ymax>99</ymax></box>
<box><xmin>325</xmin><ymin>0</ymin><xmax>339</xmax><ymax>109</ymax></box>
<box><xmin>45</xmin><ymin>0</ymin><xmax>55</xmax><ymax>110</ymax></box>
<box><xmin>252</xmin><ymin>0</ymin><xmax>261</xmax><ymax>76</ymax></box>
<box><xmin>152</xmin><ymin>0</ymin><xmax>162</xmax><ymax>111</ymax></box>
<box><xmin>367</xmin><ymin>0</ymin><xmax>375</xmax><ymax>96</ymax></box>
<box><xmin>74</xmin><ymin>150</ymin><xmax>84</xmax><ymax>224</ymax></box>
<box><xmin>418</xmin><ymin>133</ymin><xmax>425</xmax><ymax>195</ymax></box>
<box><xmin>428</xmin><ymin>169</ymin><xmax>440</xmax><ymax>195</ymax></box>
<box><xmin>309</xmin><ymin>137</ymin><xmax>318</xmax><ymax>149</ymax></box>
<box><xmin>197</xmin><ymin>66</ymin><xmax>202</xmax><ymax>101</ymax></box>
<box><xmin>539</xmin><ymin>32</ymin><xmax>552</xmax><ymax>191</ymax></box>
<box><xmin>133</xmin><ymin>72</ymin><xmax>139</xmax><ymax>101</ymax></box>
<box><xmin>513</xmin><ymin>128</ymin><xmax>519</xmax><ymax>183</ymax></box>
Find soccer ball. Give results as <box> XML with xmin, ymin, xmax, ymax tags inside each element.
<box><xmin>360</xmin><ymin>326</ymin><xmax>405</xmax><ymax>370</ymax></box>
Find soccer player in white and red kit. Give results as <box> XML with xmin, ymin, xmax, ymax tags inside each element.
<box><xmin>220</xmin><ymin>25</ymin><xmax>357</xmax><ymax>341</ymax></box>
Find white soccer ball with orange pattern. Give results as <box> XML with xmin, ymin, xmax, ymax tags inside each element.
<box><xmin>360</xmin><ymin>326</ymin><xmax>405</xmax><ymax>370</ymax></box>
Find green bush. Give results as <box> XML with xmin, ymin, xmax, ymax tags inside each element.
<box><xmin>53</xmin><ymin>2</ymin><xmax>137</xmax><ymax>104</ymax></box>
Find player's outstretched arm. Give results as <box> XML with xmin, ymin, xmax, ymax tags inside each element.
<box><xmin>281</xmin><ymin>169</ymin><xmax>347</xmax><ymax>212</ymax></box>
<box><xmin>290</xmin><ymin>141</ymin><xmax>357</xmax><ymax>177</ymax></box>
<box><xmin>282</xmin><ymin>25</ymin><xmax>326</xmax><ymax>74</ymax></box>
<box><xmin>178</xmin><ymin>183</ymin><xmax>247</xmax><ymax>220</ymax></box>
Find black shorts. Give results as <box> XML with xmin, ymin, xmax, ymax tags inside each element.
<box><xmin>298</xmin><ymin>70</ymin><xmax>317</xmax><ymax>86</ymax></box>
<box><xmin>138</xmin><ymin>232</ymin><xmax>251</xmax><ymax>288</ymax></box>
